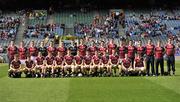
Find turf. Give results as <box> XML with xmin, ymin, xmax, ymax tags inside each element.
<box><xmin>0</xmin><ymin>62</ymin><xmax>180</xmax><ymax>102</ymax></box>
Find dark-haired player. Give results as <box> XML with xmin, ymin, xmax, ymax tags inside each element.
<box><xmin>57</xmin><ymin>41</ymin><xmax>67</xmax><ymax>57</ymax></box>
<box><xmin>24</xmin><ymin>56</ymin><xmax>35</xmax><ymax>77</ymax></box>
<box><xmin>29</xmin><ymin>41</ymin><xmax>38</xmax><ymax>61</ymax></box>
<box><xmin>136</xmin><ymin>40</ymin><xmax>146</xmax><ymax>57</ymax></box>
<box><xmin>8</xmin><ymin>41</ymin><xmax>18</xmax><ymax>67</ymax></box>
<box><xmin>18</xmin><ymin>41</ymin><xmax>27</xmax><ymax>64</ymax></box>
<box><xmin>47</xmin><ymin>41</ymin><xmax>56</xmax><ymax>56</ymax></box>
<box><xmin>118</xmin><ymin>40</ymin><xmax>127</xmax><ymax>64</ymax></box>
<box><xmin>146</xmin><ymin>39</ymin><xmax>155</xmax><ymax>76</ymax></box>
<box><xmin>100</xmin><ymin>51</ymin><xmax>110</xmax><ymax>76</ymax></box>
<box><xmin>35</xmin><ymin>52</ymin><xmax>45</xmax><ymax>77</ymax></box>
<box><xmin>38</xmin><ymin>41</ymin><xmax>47</xmax><ymax>57</ymax></box>
<box><xmin>109</xmin><ymin>50</ymin><xmax>120</xmax><ymax>76</ymax></box>
<box><xmin>8</xmin><ymin>54</ymin><xmax>22</xmax><ymax>78</ymax></box>
<box><xmin>88</xmin><ymin>42</ymin><xmax>97</xmax><ymax>56</ymax></box>
<box><xmin>121</xmin><ymin>54</ymin><xmax>132</xmax><ymax>76</ymax></box>
<box><xmin>108</xmin><ymin>39</ymin><xmax>117</xmax><ymax>55</ymax></box>
<box><xmin>127</xmin><ymin>40</ymin><xmax>136</xmax><ymax>68</ymax></box>
<box><xmin>83</xmin><ymin>51</ymin><xmax>92</xmax><ymax>76</ymax></box>
<box><xmin>78</xmin><ymin>39</ymin><xmax>87</xmax><ymax>56</ymax></box>
<box><xmin>91</xmin><ymin>51</ymin><xmax>100</xmax><ymax>76</ymax></box>
<box><xmin>165</xmin><ymin>39</ymin><xmax>176</xmax><ymax>75</ymax></box>
<box><xmin>64</xmin><ymin>50</ymin><xmax>74</xmax><ymax>76</ymax></box>
<box><xmin>155</xmin><ymin>41</ymin><xmax>165</xmax><ymax>76</ymax></box>
<box><xmin>134</xmin><ymin>54</ymin><xmax>146</xmax><ymax>75</ymax></box>
<box><xmin>98</xmin><ymin>41</ymin><xmax>107</xmax><ymax>56</ymax></box>
<box><xmin>74</xmin><ymin>51</ymin><xmax>83</xmax><ymax>76</ymax></box>
<box><xmin>45</xmin><ymin>53</ymin><xmax>54</xmax><ymax>77</ymax></box>
<box><xmin>54</xmin><ymin>52</ymin><xmax>64</xmax><ymax>77</ymax></box>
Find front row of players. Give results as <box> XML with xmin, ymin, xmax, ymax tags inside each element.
<box><xmin>8</xmin><ymin>50</ymin><xmax>146</xmax><ymax>78</ymax></box>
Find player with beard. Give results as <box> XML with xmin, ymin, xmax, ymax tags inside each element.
<box><xmin>35</xmin><ymin>52</ymin><xmax>45</xmax><ymax>77</ymax></box>
<box><xmin>83</xmin><ymin>51</ymin><xmax>92</xmax><ymax>76</ymax></box>
<box><xmin>146</xmin><ymin>39</ymin><xmax>155</xmax><ymax>76</ymax></box>
<box><xmin>134</xmin><ymin>54</ymin><xmax>146</xmax><ymax>76</ymax></box>
<box><xmin>107</xmin><ymin>39</ymin><xmax>117</xmax><ymax>55</ymax></box>
<box><xmin>8</xmin><ymin>41</ymin><xmax>18</xmax><ymax>67</ymax></box>
<box><xmin>88</xmin><ymin>42</ymin><xmax>97</xmax><ymax>56</ymax></box>
<box><xmin>74</xmin><ymin>51</ymin><xmax>83</xmax><ymax>76</ymax></box>
<box><xmin>8</xmin><ymin>54</ymin><xmax>22</xmax><ymax>78</ymax></box>
<box><xmin>24</xmin><ymin>56</ymin><xmax>35</xmax><ymax>77</ymax></box>
<box><xmin>121</xmin><ymin>54</ymin><xmax>132</xmax><ymax>76</ymax></box>
<box><xmin>57</xmin><ymin>41</ymin><xmax>67</xmax><ymax>57</ymax></box>
<box><xmin>18</xmin><ymin>41</ymin><xmax>27</xmax><ymax>64</ymax></box>
<box><xmin>118</xmin><ymin>40</ymin><xmax>127</xmax><ymax>65</ymax></box>
<box><xmin>136</xmin><ymin>40</ymin><xmax>146</xmax><ymax>57</ymax></box>
<box><xmin>127</xmin><ymin>40</ymin><xmax>136</xmax><ymax>69</ymax></box>
<box><xmin>28</xmin><ymin>41</ymin><xmax>38</xmax><ymax>61</ymax></box>
<box><xmin>165</xmin><ymin>39</ymin><xmax>176</xmax><ymax>75</ymax></box>
<box><xmin>47</xmin><ymin>41</ymin><xmax>56</xmax><ymax>56</ymax></box>
<box><xmin>155</xmin><ymin>41</ymin><xmax>165</xmax><ymax>76</ymax></box>
<box><xmin>100</xmin><ymin>51</ymin><xmax>110</xmax><ymax>76</ymax></box>
<box><xmin>91</xmin><ymin>51</ymin><xmax>100</xmax><ymax>76</ymax></box>
<box><xmin>45</xmin><ymin>53</ymin><xmax>55</xmax><ymax>77</ymax></box>
<box><xmin>64</xmin><ymin>50</ymin><xmax>74</xmax><ymax>77</ymax></box>
<box><xmin>54</xmin><ymin>52</ymin><xmax>64</xmax><ymax>77</ymax></box>
<box><xmin>78</xmin><ymin>39</ymin><xmax>87</xmax><ymax>56</ymax></box>
<box><xmin>109</xmin><ymin>50</ymin><xmax>120</xmax><ymax>76</ymax></box>
<box><xmin>38</xmin><ymin>41</ymin><xmax>47</xmax><ymax>57</ymax></box>
<box><xmin>98</xmin><ymin>41</ymin><xmax>107</xmax><ymax>56</ymax></box>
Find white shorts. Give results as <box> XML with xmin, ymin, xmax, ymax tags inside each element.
<box><xmin>31</xmin><ymin>56</ymin><xmax>37</xmax><ymax>62</ymax></box>
<box><xmin>20</xmin><ymin>59</ymin><xmax>26</xmax><ymax>65</ymax></box>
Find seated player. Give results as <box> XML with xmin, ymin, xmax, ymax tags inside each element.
<box><xmin>8</xmin><ymin>54</ymin><xmax>22</xmax><ymax>78</ymax></box>
<box><xmin>121</xmin><ymin>54</ymin><xmax>132</xmax><ymax>76</ymax></box>
<box><xmin>64</xmin><ymin>50</ymin><xmax>74</xmax><ymax>77</ymax></box>
<box><xmin>74</xmin><ymin>51</ymin><xmax>83</xmax><ymax>76</ymax></box>
<box><xmin>35</xmin><ymin>52</ymin><xmax>45</xmax><ymax>77</ymax></box>
<box><xmin>109</xmin><ymin>50</ymin><xmax>120</xmax><ymax>76</ymax></box>
<box><xmin>24</xmin><ymin>56</ymin><xmax>35</xmax><ymax>77</ymax></box>
<box><xmin>83</xmin><ymin>51</ymin><xmax>92</xmax><ymax>76</ymax></box>
<box><xmin>100</xmin><ymin>51</ymin><xmax>110</xmax><ymax>76</ymax></box>
<box><xmin>134</xmin><ymin>54</ymin><xmax>146</xmax><ymax>76</ymax></box>
<box><xmin>91</xmin><ymin>51</ymin><xmax>100</xmax><ymax>76</ymax></box>
<box><xmin>45</xmin><ymin>53</ymin><xmax>55</xmax><ymax>77</ymax></box>
<box><xmin>54</xmin><ymin>52</ymin><xmax>64</xmax><ymax>77</ymax></box>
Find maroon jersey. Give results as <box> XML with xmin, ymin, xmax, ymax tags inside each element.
<box><xmin>64</xmin><ymin>55</ymin><xmax>74</xmax><ymax>65</ymax></box>
<box><xmin>29</xmin><ymin>47</ymin><xmax>38</xmax><ymax>56</ymax></box>
<box><xmin>110</xmin><ymin>55</ymin><xmax>119</xmax><ymax>64</ymax></box>
<box><xmin>74</xmin><ymin>56</ymin><xmax>83</xmax><ymax>65</ymax></box>
<box><xmin>18</xmin><ymin>47</ymin><xmax>27</xmax><ymax>59</ymax></box>
<box><xmin>108</xmin><ymin>43</ymin><xmax>117</xmax><ymax>55</ymax></box>
<box><xmin>47</xmin><ymin>47</ymin><xmax>56</xmax><ymax>56</ymax></box>
<box><xmin>127</xmin><ymin>46</ymin><xmax>136</xmax><ymax>58</ymax></box>
<box><xmin>36</xmin><ymin>57</ymin><xmax>44</xmax><ymax>65</ymax></box>
<box><xmin>8</xmin><ymin>46</ymin><xmax>17</xmax><ymax>60</ymax></box>
<box><xmin>11</xmin><ymin>60</ymin><xmax>21</xmax><ymax>69</ymax></box>
<box><xmin>46</xmin><ymin>56</ymin><xmax>54</xmax><ymax>65</ymax></box>
<box><xmin>155</xmin><ymin>47</ymin><xmax>165</xmax><ymax>59</ymax></box>
<box><xmin>122</xmin><ymin>58</ymin><xmax>131</xmax><ymax>68</ymax></box>
<box><xmin>98</xmin><ymin>46</ymin><xmax>107</xmax><ymax>55</ymax></box>
<box><xmin>55</xmin><ymin>56</ymin><xmax>64</xmax><ymax>65</ymax></box>
<box><xmin>78</xmin><ymin>44</ymin><xmax>87</xmax><ymax>56</ymax></box>
<box><xmin>146</xmin><ymin>44</ymin><xmax>155</xmax><ymax>56</ymax></box>
<box><xmin>88</xmin><ymin>46</ymin><xmax>97</xmax><ymax>56</ymax></box>
<box><xmin>57</xmin><ymin>47</ymin><xmax>67</xmax><ymax>56</ymax></box>
<box><xmin>92</xmin><ymin>55</ymin><xmax>100</xmax><ymax>65</ymax></box>
<box><xmin>135</xmin><ymin>57</ymin><xmax>144</xmax><ymax>67</ymax></box>
<box><xmin>101</xmin><ymin>55</ymin><xmax>109</xmax><ymax>64</ymax></box>
<box><xmin>137</xmin><ymin>46</ymin><xmax>145</xmax><ymax>56</ymax></box>
<box><xmin>25</xmin><ymin>60</ymin><xmax>34</xmax><ymax>68</ymax></box>
<box><xmin>118</xmin><ymin>46</ymin><xmax>127</xmax><ymax>59</ymax></box>
<box><xmin>165</xmin><ymin>44</ymin><xmax>175</xmax><ymax>56</ymax></box>
<box><xmin>84</xmin><ymin>55</ymin><xmax>92</xmax><ymax>65</ymax></box>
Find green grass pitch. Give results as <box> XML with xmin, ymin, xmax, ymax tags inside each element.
<box><xmin>0</xmin><ymin>62</ymin><xmax>180</xmax><ymax>102</ymax></box>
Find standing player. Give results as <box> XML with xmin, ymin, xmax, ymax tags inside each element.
<box><xmin>7</xmin><ymin>41</ymin><xmax>18</xmax><ymax>66</ymax></box>
<box><xmin>74</xmin><ymin>51</ymin><xmax>83</xmax><ymax>76</ymax></box>
<box><xmin>121</xmin><ymin>54</ymin><xmax>132</xmax><ymax>76</ymax></box>
<box><xmin>107</xmin><ymin>39</ymin><xmax>117</xmax><ymax>55</ymax></box>
<box><xmin>109</xmin><ymin>50</ymin><xmax>120</xmax><ymax>76</ymax></box>
<box><xmin>35</xmin><ymin>52</ymin><xmax>45</xmax><ymax>77</ymax></box>
<box><xmin>127</xmin><ymin>40</ymin><xmax>136</xmax><ymax>68</ymax></box>
<box><xmin>91</xmin><ymin>51</ymin><xmax>100</xmax><ymax>76</ymax></box>
<box><xmin>8</xmin><ymin>54</ymin><xmax>22</xmax><ymax>78</ymax></box>
<box><xmin>28</xmin><ymin>41</ymin><xmax>38</xmax><ymax>61</ymax></box>
<box><xmin>78</xmin><ymin>39</ymin><xmax>87</xmax><ymax>56</ymax></box>
<box><xmin>57</xmin><ymin>41</ymin><xmax>67</xmax><ymax>57</ymax></box>
<box><xmin>136</xmin><ymin>40</ymin><xmax>146</xmax><ymax>57</ymax></box>
<box><xmin>24</xmin><ymin>56</ymin><xmax>35</xmax><ymax>77</ymax></box>
<box><xmin>45</xmin><ymin>53</ymin><xmax>55</xmax><ymax>77</ymax></box>
<box><xmin>155</xmin><ymin>41</ymin><xmax>165</xmax><ymax>76</ymax></box>
<box><xmin>88</xmin><ymin>42</ymin><xmax>97</xmax><ymax>56</ymax></box>
<box><xmin>134</xmin><ymin>54</ymin><xmax>146</xmax><ymax>75</ymax></box>
<box><xmin>38</xmin><ymin>41</ymin><xmax>47</xmax><ymax>57</ymax></box>
<box><xmin>98</xmin><ymin>41</ymin><xmax>107</xmax><ymax>56</ymax></box>
<box><xmin>165</xmin><ymin>39</ymin><xmax>176</xmax><ymax>75</ymax></box>
<box><xmin>69</xmin><ymin>41</ymin><xmax>78</xmax><ymax>56</ymax></box>
<box><xmin>18</xmin><ymin>41</ymin><xmax>27</xmax><ymax>64</ymax></box>
<box><xmin>64</xmin><ymin>50</ymin><xmax>74</xmax><ymax>76</ymax></box>
<box><xmin>118</xmin><ymin>40</ymin><xmax>127</xmax><ymax>64</ymax></box>
<box><xmin>146</xmin><ymin>39</ymin><xmax>155</xmax><ymax>76</ymax></box>
<box><xmin>83</xmin><ymin>51</ymin><xmax>92</xmax><ymax>76</ymax></box>
<box><xmin>47</xmin><ymin>41</ymin><xmax>56</xmax><ymax>56</ymax></box>
<box><xmin>54</xmin><ymin>52</ymin><xmax>64</xmax><ymax>77</ymax></box>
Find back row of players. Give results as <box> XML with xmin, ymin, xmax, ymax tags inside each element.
<box><xmin>8</xmin><ymin>39</ymin><xmax>176</xmax><ymax>77</ymax></box>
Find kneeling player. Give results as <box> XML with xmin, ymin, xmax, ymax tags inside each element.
<box><xmin>109</xmin><ymin>50</ymin><xmax>120</xmax><ymax>76</ymax></box>
<box><xmin>100</xmin><ymin>51</ymin><xmax>110</xmax><ymax>76</ymax></box>
<box><xmin>8</xmin><ymin>54</ymin><xmax>22</xmax><ymax>78</ymax></box>
<box><xmin>64</xmin><ymin>50</ymin><xmax>74</xmax><ymax>76</ymax></box>
<box><xmin>54</xmin><ymin>52</ymin><xmax>64</xmax><ymax>77</ymax></box>
<box><xmin>24</xmin><ymin>56</ymin><xmax>35</xmax><ymax>77</ymax></box>
<box><xmin>134</xmin><ymin>54</ymin><xmax>146</xmax><ymax>76</ymax></box>
<box><xmin>83</xmin><ymin>51</ymin><xmax>92</xmax><ymax>76</ymax></box>
<box><xmin>74</xmin><ymin>51</ymin><xmax>83</xmax><ymax>76</ymax></box>
<box><xmin>35</xmin><ymin>52</ymin><xmax>45</xmax><ymax>77</ymax></box>
<box><xmin>91</xmin><ymin>51</ymin><xmax>100</xmax><ymax>76</ymax></box>
<box><xmin>121</xmin><ymin>54</ymin><xmax>132</xmax><ymax>76</ymax></box>
<box><xmin>45</xmin><ymin>53</ymin><xmax>55</xmax><ymax>77</ymax></box>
